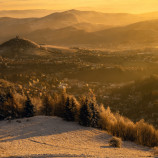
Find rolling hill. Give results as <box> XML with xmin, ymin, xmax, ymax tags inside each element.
<box><xmin>0</xmin><ymin>9</ymin><xmax>129</xmax><ymax>42</ymax></box>
<box><xmin>0</xmin><ymin>116</ymin><xmax>153</xmax><ymax>158</ymax></box>
<box><xmin>0</xmin><ymin>37</ymin><xmax>50</xmax><ymax>58</ymax></box>
<box><xmin>1</xmin><ymin>19</ymin><xmax>158</xmax><ymax>50</ymax></box>
<box><xmin>23</xmin><ymin>19</ymin><xmax>158</xmax><ymax>49</ymax></box>
<box><xmin>25</xmin><ymin>27</ymin><xmax>93</xmax><ymax>45</ymax></box>
<box><xmin>1</xmin><ymin>10</ymin><xmax>158</xmax><ymax>49</ymax></box>
<box><xmin>94</xmin><ymin>19</ymin><xmax>158</xmax><ymax>47</ymax></box>
<box><xmin>0</xmin><ymin>37</ymin><xmax>40</xmax><ymax>49</ymax></box>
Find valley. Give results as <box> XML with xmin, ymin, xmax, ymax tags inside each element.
<box><xmin>0</xmin><ymin>37</ymin><xmax>158</xmax><ymax>128</ymax></box>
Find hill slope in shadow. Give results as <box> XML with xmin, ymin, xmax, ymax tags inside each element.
<box><xmin>0</xmin><ymin>37</ymin><xmax>49</xmax><ymax>58</ymax></box>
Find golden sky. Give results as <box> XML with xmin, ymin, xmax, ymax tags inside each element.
<box><xmin>1</xmin><ymin>0</ymin><xmax>158</xmax><ymax>13</ymax></box>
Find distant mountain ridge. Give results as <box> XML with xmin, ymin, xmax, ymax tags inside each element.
<box><xmin>1</xmin><ymin>9</ymin><xmax>158</xmax><ymax>49</ymax></box>
<box><xmin>23</xmin><ymin>19</ymin><xmax>158</xmax><ymax>49</ymax></box>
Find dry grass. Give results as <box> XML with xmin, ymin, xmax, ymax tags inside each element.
<box><xmin>154</xmin><ymin>147</ymin><xmax>158</xmax><ymax>156</ymax></box>
<box><xmin>136</xmin><ymin>120</ymin><xmax>158</xmax><ymax>147</ymax></box>
<box><xmin>98</xmin><ymin>106</ymin><xmax>158</xmax><ymax>147</ymax></box>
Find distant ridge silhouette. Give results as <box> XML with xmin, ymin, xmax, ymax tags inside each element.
<box><xmin>0</xmin><ymin>36</ymin><xmax>40</xmax><ymax>49</ymax></box>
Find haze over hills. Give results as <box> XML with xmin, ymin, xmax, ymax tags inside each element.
<box><xmin>0</xmin><ymin>17</ymin><xmax>35</xmax><ymax>43</ymax></box>
<box><xmin>23</xmin><ymin>19</ymin><xmax>158</xmax><ymax>49</ymax></box>
<box><xmin>0</xmin><ymin>9</ymin><xmax>55</xmax><ymax>18</ymax></box>
<box><xmin>0</xmin><ymin>9</ymin><xmax>139</xmax><ymax>39</ymax></box>
<box><xmin>1</xmin><ymin>9</ymin><xmax>158</xmax><ymax>49</ymax></box>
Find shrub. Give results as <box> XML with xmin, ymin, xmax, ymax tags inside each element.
<box><xmin>109</xmin><ymin>137</ymin><xmax>122</xmax><ymax>148</ymax></box>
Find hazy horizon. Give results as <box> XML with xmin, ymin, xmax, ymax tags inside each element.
<box><xmin>1</xmin><ymin>0</ymin><xmax>158</xmax><ymax>14</ymax></box>
<box><xmin>2</xmin><ymin>8</ymin><xmax>158</xmax><ymax>15</ymax></box>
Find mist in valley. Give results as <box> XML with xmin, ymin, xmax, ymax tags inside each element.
<box><xmin>0</xmin><ymin>1</ymin><xmax>158</xmax><ymax>157</ymax></box>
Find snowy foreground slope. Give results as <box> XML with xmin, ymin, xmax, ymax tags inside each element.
<box><xmin>0</xmin><ymin>116</ymin><xmax>154</xmax><ymax>158</ymax></box>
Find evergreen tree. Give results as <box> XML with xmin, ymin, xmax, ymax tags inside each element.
<box><xmin>89</xmin><ymin>102</ymin><xmax>99</xmax><ymax>128</ymax></box>
<box><xmin>64</xmin><ymin>96</ymin><xmax>77</xmax><ymax>121</ymax></box>
<box><xmin>79</xmin><ymin>98</ymin><xmax>92</xmax><ymax>126</ymax></box>
<box><xmin>41</xmin><ymin>95</ymin><xmax>53</xmax><ymax>116</ymax></box>
<box><xmin>71</xmin><ymin>97</ymin><xmax>77</xmax><ymax>121</ymax></box>
<box><xmin>0</xmin><ymin>93</ymin><xmax>8</xmax><ymax>119</ymax></box>
<box><xmin>64</xmin><ymin>97</ymin><xmax>73</xmax><ymax>121</ymax></box>
<box><xmin>5</xmin><ymin>91</ymin><xmax>18</xmax><ymax>119</ymax></box>
<box><xmin>57</xmin><ymin>91</ymin><xmax>67</xmax><ymax>117</ymax></box>
<box><xmin>23</xmin><ymin>96</ymin><xmax>34</xmax><ymax>117</ymax></box>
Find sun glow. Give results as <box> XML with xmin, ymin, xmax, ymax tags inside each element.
<box><xmin>1</xmin><ymin>0</ymin><xmax>158</xmax><ymax>13</ymax></box>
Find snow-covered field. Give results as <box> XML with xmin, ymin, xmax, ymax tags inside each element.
<box><xmin>0</xmin><ymin>116</ymin><xmax>155</xmax><ymax>158</ymax></box>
